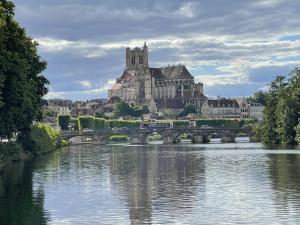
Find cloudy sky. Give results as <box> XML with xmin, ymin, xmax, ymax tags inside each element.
<box><xmin>13</xmin><ymin>0</ymin><xmax>300</xmax><ymax>100</ymax></box>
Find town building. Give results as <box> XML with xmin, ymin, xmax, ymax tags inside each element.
<box><xmin>201</xmin><ymin>98</ymin><xmax>240</xmax><ymax>118</ymax></box>
<box><xmin>108</xmin><ymin>43</ymin><xmax>207</xmax><ymax>114</ymax></box>
<box><xmin>249</xmin><ymin>103</ymin><xmax>264</xmax><ymax>121</ymax></box>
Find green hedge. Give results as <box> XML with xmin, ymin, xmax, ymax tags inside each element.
<box><xmin>78</xmin><ymin>116</ymin><xmax>95</xmax><ymax>130</ymax></box>
<box><xmin>105</xmin><ymin>120</ymin><xmax>141</xmax><ymax>128</ymax></box>
<box><xmin>195</xmin><ymin>119</ymin><xmax>256</xmax><ymax>128</ymax></box>
<box><xmin>173</xmin><ymin>120</ymin><xmax>190</xmax><ymax>127</ymax></box>
<box><xmin>78</xmin><ymin>116</ymin><xmax>106</xmax><ymax>130</ymax></box>
<box><xmin>57</xmin><ymin>114</ymin><xmax>71</xmax><ymax>130</ymax></box>
<box><xmin>95</xmin><ymin>118</ymin><xmax>105</xmax><ymax>130</ymax></box>
<box><xmin>30</xmin><ymin>123</ymin><xmax>61</xmax><ymax>155</ymax></box>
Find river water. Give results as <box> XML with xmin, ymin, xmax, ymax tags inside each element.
<box><xmin>1</xmin><ymin>139</ymin><xmax>300</xmax><ymax>225</ymax></box>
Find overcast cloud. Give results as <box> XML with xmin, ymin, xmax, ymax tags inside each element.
<box><xmin>12</xmin><ymin>0</ymin><xmax>300</xmax><ymax>100</ymax></box>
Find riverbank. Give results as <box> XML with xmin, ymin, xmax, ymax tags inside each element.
<box><xmin>0</xmin><ymin>142</ymin><xmax>32</xmax><ymax>168</ymax></box>
<box><xmin>0</xmin><ymin>123</ymin><xmax>66</xmax><ymax>169</ymax></box>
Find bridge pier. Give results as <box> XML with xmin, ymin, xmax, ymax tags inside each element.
<box><xmin>163</xmin><ymin>130</ymin><xmax>175</xmax><ymax>144</ymax></box>
<box><xmin>131</xmin><ymin>132</ymin><xmax>148</xmax><ymax>145</ymax></box>
<box><xmin>192</xmin><ymin>133</ymin><xmax>209</xmax><ymax>144</ymax></box>
<box><xmin>221</xmin><ymin>134</ymin><xmax>235</xmax><ymax>143</ymax></box>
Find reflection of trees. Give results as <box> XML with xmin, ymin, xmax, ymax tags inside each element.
<box><xmin>268</xmin><ymin>154</ymin><xmax>300</xmax><ymax>217</ymax></box>
<box><xmin>109</xmin><ymin>145</ymin><xmax>206</xmax><ymax>224</ymax></box>
<box><xmin>0</xmin><ymin>161</ymin><xmax>49</xmax><ymax>225</ymax></box>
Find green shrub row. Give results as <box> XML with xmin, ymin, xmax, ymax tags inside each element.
<box><xmin>195</xmin><ymin>119</ymin><xmax>256</xmax><ymax>128</ymax></box>
<box><xmin>173</xmin><ymin>120</ymin><xmax>190</xmax><ymax>127</ymax></box>
<box><xmin>105</xmin><ymin>120</ymin><xmax>141</xmax><ymax>128</ymax></box>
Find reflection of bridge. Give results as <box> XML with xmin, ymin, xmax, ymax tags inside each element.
<box><xmin>62</xmin><ymin>127</ymin><xmax>253</xmax><ymax>145</ymax></box>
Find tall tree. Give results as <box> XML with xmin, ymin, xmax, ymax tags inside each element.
<box><xmin>0</xmin><ymin>0</ymin><xmax>48</xmax><ymax>139</ymax></box>
<box><xmin>262</xmin><ymin>76</ymin><xmax>287</xmax><ymax>144</ymax></box>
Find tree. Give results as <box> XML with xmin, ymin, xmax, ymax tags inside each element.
<box><xmin>57</xmin><ymin>114</ymin><xmax>71</xmax><ymax>131</ymax></box>
<box><xmin>296</xmin><ymin>122</ymin><xmax>300</xmax><ymax>144</ymax></box>
<box><xmin>95</xmin><ymin>110</ymin><xmax>105</xmax><ymax>118</ymax></box>
<box><xmin>261</xmin><ymin>69</ymin><xmax>300</xmax><ymax>145</ymax></box>
<box><xmin>114</xmin><ymin>101</ymin><xmax>151</xmax><ymax>118</ymax></box>
<box><xmin>295</xmin><ymin>122</ymin><xmax>300</xmax><ymax>144</ymax></box>
<box><xmin>178</xmin><ymin>104</ymin><xmax>197</xmax><ymax>117</ymax></box>
<box><xmin>114</xmin><ymin>101</ymin><xmax>133</xmax><ymax>118</ymax></box>
<box><xmin>247</xmin><ymin>91</ymin><xmax>268</xmax><ymax>105</ymax></box>
<box><xmin>0</xmin><ymin>0</ymin><xmax>48</xmax><ymax>140</ymax></box>
<box><xmin>261</xmin><ymin>76</ymin><xmax>287</xmax><ymax>144</ymax></box>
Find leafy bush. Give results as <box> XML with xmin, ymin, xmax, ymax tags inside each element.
<box><xmin>30</xmin><ymin>123</ymin><xmax>61</xmax><ymax>155</ymax></box>
<box><xmin>109</xmin><ymin>135</ymin><xmax>129</xmax><ymax>142</ymax></box>
<box><xmin>148</xmin><ymin>134</ymin><xmax>162</xmax><ymax>141</ymax></box>
<box><xmin>57</xmin><ymin>114</ymin><xmax>71</xmax><ymax>130</ymax></box>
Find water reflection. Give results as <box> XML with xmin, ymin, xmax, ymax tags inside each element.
<box><xmin>108</xmin><ymin>145</ymin><xmax>205</xmax><ymax>224</ymax></box>
<box><xmin>0</xmin><ymin>161</ymin><xmax>49</xmax><ymax>225</ymax></box>
<box><xmin>0</xmin><ymin>144</ymin><xmax>300</xmax><ymax>224</ymax></box>
<box><xmin>268</xmin><ymin>154</ymin><xmax>300</xmax><ymax>223</ymax></box>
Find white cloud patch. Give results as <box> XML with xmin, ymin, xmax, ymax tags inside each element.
<box><xmin>77</xmin><ymin>80</ymin><xmax>92</xmax><ymax>89</ymax></box>
<box><xmin>46</xmin><ymin>79</ymin><xmax>115</xmax><ymax>99</ymax></box>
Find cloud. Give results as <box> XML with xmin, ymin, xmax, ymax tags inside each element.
<box><xmin>12</xmin><ymin>0</ymin><xmax>300</xmax><ymax>100</ymax></box>
<box><xmin>77</xmin><ymin>80</ymin><xmax>92</xmax><ymax>89</ymax></box>
<box><xmin>46</xmin><ymin>79</ymin><xmax>115</xmax><ymax>99</ymax></box>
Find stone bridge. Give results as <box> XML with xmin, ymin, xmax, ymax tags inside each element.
<box><xmin>62</xmin><ymin>127</ymin><xmax>253</xmax><ymax>145</ymax></box>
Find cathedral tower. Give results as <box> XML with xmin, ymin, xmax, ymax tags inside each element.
<box><xmin>126</xmin><ymin>42</ymin><xmax>148</xmax><ymax>69</ymax></box>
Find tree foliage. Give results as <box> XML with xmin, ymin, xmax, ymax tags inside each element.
<box><xmin>30</xmin><ymin>123</ymin><xmax>61</xmax><ymax>155</ymax></box>
<box><xmin>261</xmin><ymin>69</ymin><xmax>300</xmax><ymax>145</ymax></box>
<box><xmin>296</xmin><ymin>122</ymin><xmax>300</xmax><ymax>144</ymax></box>
<box><xmin>178</xmin><ymin>104</ymin><xmax>197</xmax><ymax>117</ymax></box>
<box><xmin>0</xmin><ymin>0</ymin><xmax>48</xmax><ymax>139</ymax></box>
<box><xmin>114</xmin><ymin>101</ymin><xmax>149</xmax><ymax>118</ymax></box>
<box><xmin>247</xmin><ymin>91</ymin><xmax>268</xmax><ymax>105</ymax></box>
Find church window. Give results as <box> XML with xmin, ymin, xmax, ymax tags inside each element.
<box><xmin>139</xmin><ymin>55</ymin><xmax>143</xmax><ymax>64</ymax></box>
<box><xmin>132</xmin><ymin>56</ymin><xmax>135</xmax><ymax>65</ymax></box>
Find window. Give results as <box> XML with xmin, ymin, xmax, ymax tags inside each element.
<box><xmin>139</xmin><ymin>55</ymin><xmax>143</xmax><ymax>64</ymax></box>
<box><xmin>132</xmin><ymin>56</ymin><xmax>135</xmax><ymax>64</ymax></box>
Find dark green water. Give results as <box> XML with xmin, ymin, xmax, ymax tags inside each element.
<box><xmin>1</xmin><ymin>140</ymin><xmax>300</xmax><ymax>225</ymax></box>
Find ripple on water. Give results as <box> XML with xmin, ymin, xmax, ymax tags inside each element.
<box><xmin>1</xmin><ymin>142</ymin><xmax>300</xmax><ymax>224</ymax></box>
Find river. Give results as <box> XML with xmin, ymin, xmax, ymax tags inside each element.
<box><xmin>1</xmin><ymin>139</ymin><xmax>300</xmax><ymax>225</ymax></box>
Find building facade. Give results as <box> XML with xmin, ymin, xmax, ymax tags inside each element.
<box><xmin>249</xmin><ymin>103</ymin><xmax>264</xmax><ymax>121</ymax></box>
<box><xmin>201</xmin><ymin>98</ymin><xmax>240</xmax><ymax>118</ymax></box>
<box><xmin>108</xmin><ymin>43</ymin><xmax>206</xmax><ymax>113</ymax></box>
